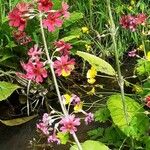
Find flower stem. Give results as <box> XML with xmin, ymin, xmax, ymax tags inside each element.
<box><xmin>106</xmin><ymin>0</ymin><xmax>129</xmax><ymax>124</ymax></box>
<box><xmin>39</xmin><ymin>13</ymin><xmax>83</xmax><ymax>150</ymax></box>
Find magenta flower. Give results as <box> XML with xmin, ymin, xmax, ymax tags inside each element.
<box><xmin>38</xmin><ymin>0</ymin><xmax>53</xmax><ymax>12</ymax></box>
<box><xmin>43</xmin><ymin>12</ymin><xmax>63</xmax><ymax>32</ymax></box>
<box><xmin>128</xmin><ymin>49</ymin><xmax>137</xmax><ymax>57</ymax></box>
<box><xmin>28</xmin><ymin>45</ymin><xmax>42</xmax><ymax>61</ymax></box>
<box><xmin>18</xmin><ymin>60</ymin><xmax>48</xmax><ymax>83</ymax></box>
<box><xmin>36</xmin><ymin>122</ymin><xmax>49</xmax><ymax>135</ymax></box>
<box><xmin>145</xmin><ymin>96</ymin><xmax>150</xmax><ymax>108</ymax></box>
<box><xmin>55</xmin><ymin>40</ymin><xmax>72</xmax><ymax>55</ymax></box>
<box><xmin>71</xmin><ymin>94</ymin><xmax>81</xmax><ymax>105</ymax></box>
<box><xmin>60</xmin><ymin>115</ymin><xmax>80</xmax><ymax>134</ymax></box>
<box><xmin>84</xmin><ymin>112</ymin><xmax>94</xmax><ymax>125</ymax></box>
<box><xmin>48</xmin><ymin>133</ymin><xmax>60</xmax><ymax>144</ymax></box>
<box><xmin>60</xmin><ymin>2</ymin><xmax>70</xmax><ymax>19</ymax></box>
<box><xmin>53</xmin><ymin>55</ymin><xmax>75</xmax><ymax>76</ymax></box>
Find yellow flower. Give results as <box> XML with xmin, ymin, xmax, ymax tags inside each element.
<box><xmin>87</xmin><ymin>67</ymin><xmax>97</xmax><ymax>79</ymax></box>
<box><xmin>64</xmin><ymin>94</ymin><xmax>71</xmax><ymax>105</ymax></box>
<box><xmin>138</xmin><ymin>45</ymin><xmax>144</xmax><ymax>51</ymax></box>
<box><xmin>146</xmin><ymin>52</ymin><xmax>150</xmax><ymax>61</ymax></box>
<box><xmin>87</xmin><ymin>78</ymin><xmax>96</xmax><ymax>84</ymax></box>
<box><xmin>74</xmin><ymin>102</ymin><xmax>83</xmax><ymax>113</ymax></box>
<box><xmin>81</xmin><ymin>27</ymin><xmax>89</xmax><ymax>34</ymax></box>
<box><xmin>87</xmin><ymin>87</ymin><xmax>95</xmax><ymax>95</ymax></box>
<box><xmin>62</xmin><ymin>69</ymin><xmax>70</xmax><ymax>77</ymax></box>
<box><xmin>131</xmin><ymin>0</ymin><xmax>135</xmax><ymax>5</ymax></box>
<box><xmin>85</xmin><ymin>44</ymin><xmax>91</xmax><ymax>52</ymax></box>
<box><xmin>132</xmin><ymin>84</ymin><xmax>143</xmax><ymax>93</ymax></box>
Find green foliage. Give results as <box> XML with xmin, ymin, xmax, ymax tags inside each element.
<box><xmin>136</xmin><ymin>59</ymin><xmax>150</xmax><ymax>76</ymax></box>
<box><xmin>70</xmin><ymin>140</ymin><xmax>109</xmax><ymax>150</ymax></box>
<box><xmin>95</xmin><ymin>107</ymin><xmax>110</xmax><ymax>123</ymax></box>
<box><xmin>76</xmin><ymin>51</ymin><xmax>115</xmax><ymax>76</ymax></box>
<box><xmin>0</xmin><ymin>115</ymin><xmax>37</xmax><ymax>126</ymax></box>
<box><xmin>0</xmin><ymin>81</ymin><xmax>20</xmax><ymax>101</ymax></box>
<box><xmin>57</xmin><ymin>132</ymin><xmax>69</xmax><ymax>144</ymax></box>
<box><xmin>63</xmin><ymin>12</ymin><xmax>83</xmax><ymax>28</ymax></box>
<box><xmin>107</xmin><ymin>94</ymin><xmax>149</xmax><ymax>139</ymax></box>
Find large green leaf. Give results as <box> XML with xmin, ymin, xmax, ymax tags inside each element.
<box><xmin>76</xmin><ymin>51</ymin><xmax>115</xmax><ymax>76</ymax></box>
<box><xmin>107</xmin><ymin>95</ymin><xmax>149</xmax><ymax>139</ymax></box>
<box><xmin>70</xmin><ymin>140</ymin><xmax>109</xmax><ymax>150</ymax></box>
<box><xmin>0</xmin><ymin>82</ymin><xmax>20</xmax><ymax>101</ymax></box>
<box><xmin>0</xmin><ymin>115</ymin><xmax>37</xmax><ymax>126</ymax></box>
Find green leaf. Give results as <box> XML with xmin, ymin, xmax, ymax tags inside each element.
<box><xmin>107</xmin><ymin>94</ymin><xmax>149</xmax><ymax>139</ymax></box>
<box><xmin>70</xmin><ymin>140</ymin><xmax>109</xmax><ymax>150</ymax></box>
<box><xmin>61</xmin><ymin>35</ymin><xmax>80</xmax><ymax>42</ymax></box>
<box><xmin>0</xmin><ymin>115</ymin><xmax>37</xmax><ymax>126</ymax></box>
<box><xmin>63</xmin><ymin>12</ymin><xmax>83</xmax><ymax>28</ymax></box>
<box><xmin>95</xmin><ymin>107</ymin><xmax>110</xmax><ymax>122</ymax></box>
<box><xmin>57</xmin><ymin>132</ymin><xmax>69</xmax><ymax>144</ymax></box>
<box><xmin>0</xmin><ymin>82</ymin><xmax>20</xmax><ymax>101</ymax></box>
<box><xmin>76</xmin><ymin>51</ymin><xmax>115</xmax><ymax>76</ymax></box>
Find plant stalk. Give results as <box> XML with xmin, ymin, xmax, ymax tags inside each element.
<box><xmin>39</xmin><ymin>13</ymin><xmax>82</xmax><ymax>150</ymax></box>
<box><xmin>106</xmin><ymin>0</ymin><xmax>128</xmax><ymax>124</ymax></box>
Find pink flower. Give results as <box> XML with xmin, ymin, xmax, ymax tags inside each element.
<box><xmin>128</xmin><ymin>49</ymin><xmax>137</xmax><ymax>57</ymax></box>
<box><xmin>136</xmin><ymin>13</ymin><xmax>147</xmax><ymax>25</ymax></box>
<box><xmin>16</xmin><ymin>2</ymin><xmax>31</xmax><ymax>13</ymax></box>
<box><xmin>55</xmin><ymin>40</ymin><xmax>72</xmax><ymax>55</ymax></box>
<box><xmin>145</xmin><ymin>96</ymin><xmax>150</xmax><ymax>108</ymax></box>
<box><xmin>19</xmin><ymin>60</ymin><xmax>48</xmax><ymax>83</ymax></box>
<box><xmin>28</xmin><ymin>45</ymin><xmax>42</xmax><ymax>60</ymax></box>
<box><xmin>48</xmin><ymin>133</ymin><xmax>60</xmax><ymax>144</ymax></box>
<box><xmin>53</xmin><ymin>55</ymin><xmax>75</xmax><ymax>76</ymax></box>
<box><xmin>37</xmin><ymin>122</ymin><xmax>49</xmax><ymax>135</ymax></box>
<box><xmin>43</xmin><ymin>12</ymin><xmax>63</xmax><ymax>32</ymax></box>
<box><xmin>8</xmin><ymin>8</ymin><xmax>26</xmax><ymax>31</ymax></box>
<box><xmin>60</xmin><ymin>115</ymin><xmax>80</xmax><ymax>134</ymax></box>
<box><xmin>38</xmin><ymin>0</ymin><xmax>53</xmax><ymax>12</ymax></box>
<box><xmin>71</xmin><ymin>94</ymin><xmax>81</xmax><ymax>105</ymax></box>
<box><xmin>120</xmin><ymin>15</ymin><xmax>137</xmax><ymax>31</ymax></box>
<box><xmin>60</xmin><ymin>2</ymin><xmax>70</xmax><ymax>19</ymax></box>
<box><xmin>84</xmin><ymin>112</ymin><xmax>94</xmax><ymax>125</ymax></box>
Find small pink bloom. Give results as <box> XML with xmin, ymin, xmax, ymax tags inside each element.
<box><xmin>28</xmin><ymin>45</ymin><xmax>42</xmax><ymax>60</ymax></box>
<box><xmin>43</xmin><ymin>12</ymin><xmax>63</xmax><ymax>32</ymax></box>
<box><xmin>60</xmin><ymin>115</ymin><xmax>80</xmax><ymax>134</ymax></box>
<box><xmin>120</xmin><ymin>15</ymin><xmax>137</xmax><ymax>31</ymax></box>
<box><xmin>38</xmin><ymin>0</ymin><xmax>53</xmax><ymax>12</ymax></box>
<box><xmin>60</xmin><ymin>2</ymin><xmax>70</xmax><ymax>19</ymax></box>
<box><xmin>145</xmin><ymin>96</ymin><xmax>150</xmax><ymax>108</ymax></box>
<box><xmin>84</xmin><ymin>112</ymin><xmax>94</xmax><ymax>125</ymax></box>
<box><xmin>136</xmin><ymin>13</ymin><xmax>147</xmax><ymax>25</ymax></box>
<box><xmin>16</xmin><ymin>2</ymin><xmax>31</xmax><ymax>13</ymax></box>
<box><xmin>128</xmin><ymin>49</ymin><xmax>137</xmax><ymax>57</ymax></box>
<box><xmin>55</xmin><ymin>40</ymin><xmax>72</xmax><ymax>55</ymax></box>
<box><xmin>48</xmin><ymin>133</ymin><xmax>60</xmax><ymax>144</ymax></box>
<box><xmin>8</xmin><ymin>8</ymin><xmax>26</xmax><ymax>31</ymax></box>
<box><xmin>53</xmin><ymin>55</ymin><xmax>75</xmax><ymax>76</ymax></box>
<box><xmin>71</xmin><ymin>94</ymin><xmax>81</xmax><ymax>105</ymax></box>
<box><xmin>37</xmin><ymin>122</ymin><xmax>49</xmax><ymax>135</ymax></box>
<box><xmin>19</xmin><ymin>60</ymin><xmax>48</xmax><ymax>83</ymax></box>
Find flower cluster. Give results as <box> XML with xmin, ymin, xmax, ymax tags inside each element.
<box><xmin>17</xmin><ymin>45</ymin><xmax>48</xmax><ymax>83</ymax></box>
<box><xmin>120</xmin><ymin>13</ymin><xmax>147</xmax><ymax>31</ymax></box>
<box><xmin>37</xmin><ymin>94</ymin><xmax>94</xmax><ymax>144</ymax></box>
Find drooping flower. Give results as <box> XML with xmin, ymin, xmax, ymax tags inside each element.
<box><xmin>84</xmin><ymin>112</ymin><xmax>94</xmax><ymax>125</ymax></box>
<box><xmin>28</xmin><ymin>45</ymin><xmax>42</xmax><ymax>61</ymax></box>
<box><xmin>43</xmin><ymin>12</ymin><xmax>63</xmax><ymax>32</ymax></box>
<box><xmin>60</xmin><ymin>2</ymin><xmax>70</xmax><ymax>19</ymax></box>
<box><xmin>60</xmin><ymin>115</ymin><xmax>80</xmax><ymax>134</ymax></box>
<box><xmin>55</xmin><ymin>40</ymin><xmax>72</xmax><ymax>55</ymax></box>
<box><xmin>38</xmin><ymin>0</ymin><xmax>53</xmax><ymax>12</ymax></box>
<box><xmin>74</xmin><ymin>102</ymin><xmax>83</xmax><ymax>113</ymax></box>
<box><xmin>36</xmin><ymin>122</ymin><xmax>49</xmax><ymax>135</ymax></box>
<box><xmin>19</xmin><ymin>60</ymin><xmax>48</xmax><ymax>83</ymax></box>
<box><xmin>13</xmin><ymin>30</ymin><xmax>32</xmax><ymax>45</ymax></box>
<box><xmin>71</xmin><ymin>94</ymin><xmax>81</xmax><ymax>105</ymax></box>
<box><xmin>128</xmin><ymin>49</ymin><xmax>137</xmax><ymax>57</ymax></box>
<box><xmin>53</xmin><ymin>55</ymin><xmax>75</xmax><ymax>77</ymax></box>
<box><xmin>48</xmin><ymin>133</ymin><xmax>60</xmax><ymax>144</ymax></box>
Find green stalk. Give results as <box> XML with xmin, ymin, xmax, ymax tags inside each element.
<box><xmin>106</xmin><ymin>0</ymin><xmax>128</xmax><ymax>124</ymax></box>
<box><xmin>39</xmin><ymin>13</ymin><xmax>82</xmax><ymax>150</ymax></box>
